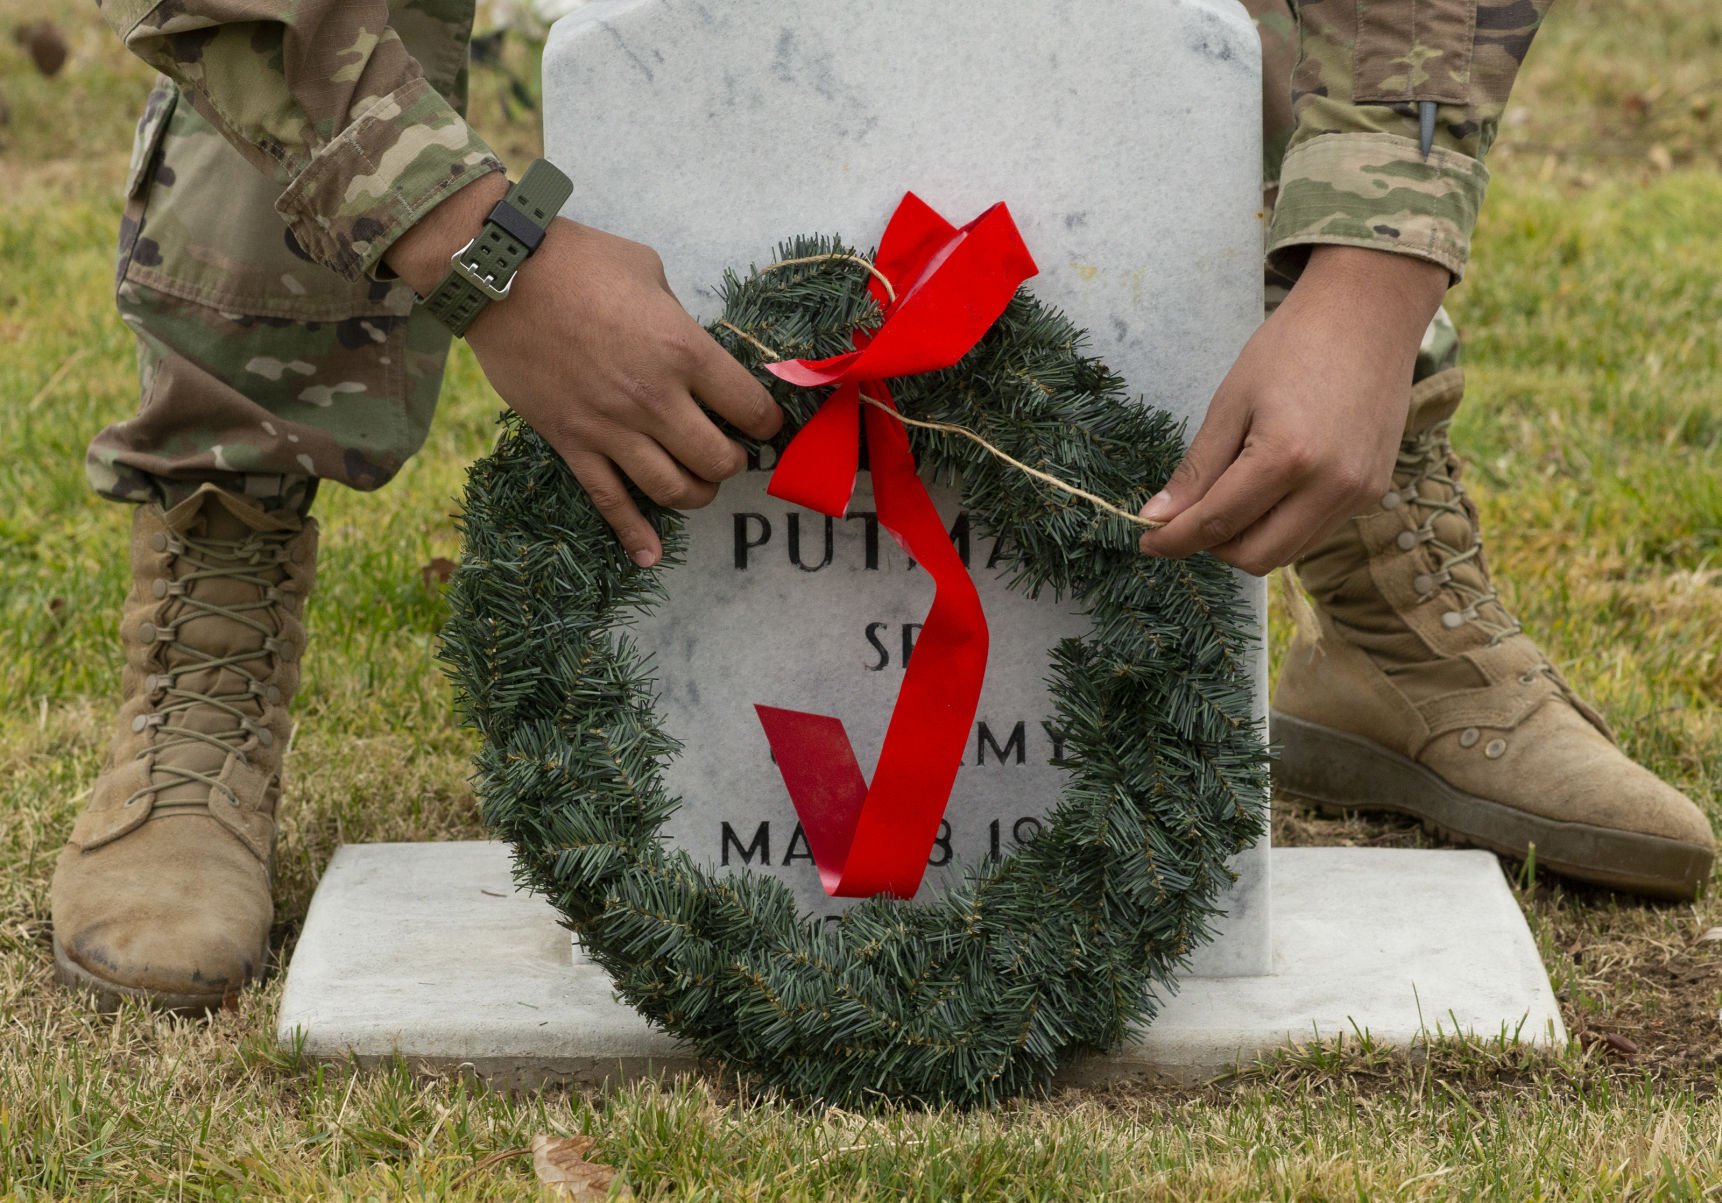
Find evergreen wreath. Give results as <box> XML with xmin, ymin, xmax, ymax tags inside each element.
<box><xmin>439</xmin><ymin>236</ymin><xmax>1268</xmax><ymax>1107</ymax></box>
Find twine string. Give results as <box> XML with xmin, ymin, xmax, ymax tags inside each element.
<box><xmin>757</xmin><ymin>253</ymin><xmax>899</xmax><ymax>305</ymax></box>
<box><xmin>855</xmin><ymin>394</ymin><xmax>1160</xmax><ymax>528</ymax></box>
<box><xmin>716</xmin><ymin>253</ymin><xmax>1163</xmax><ymax>531</ymax></box>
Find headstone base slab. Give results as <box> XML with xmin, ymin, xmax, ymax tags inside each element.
<box><xmin>276</xmin><ymin>842</ymin><xmax>1565</xmax><ymax>1090</ymax></box>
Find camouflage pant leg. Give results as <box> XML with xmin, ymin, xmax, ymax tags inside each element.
<box><xmin>1243</xmin><ymin>0</ymin><xmax>1461</xmax><ymax>385</ymax></box>
<box><xmin>89</xmin><ymin>2</ymin><xmax>479</xmax><ymax>512</ymax></box>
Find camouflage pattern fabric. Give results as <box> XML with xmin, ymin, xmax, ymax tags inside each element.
<box><xmin>1265</xmin><ymin>0</ymin><xmax>1554</xmax><ymax>281</ymax></box>
<box><xmin>90</xmin><ymin>0</ymin><xmax>490</xmax><ymax>508</ymax></box>
<box><xmin>92</xmin><ymin>0</ymin><xmax>1506</xmax><ymax>508</ymax></box>
<box><xmin>1250</xmin><ymin>0</ymin><xmax>1463</xmax><ymax>385</ymax></box>
<box><xmin>96</xmin><ymin>0</ymin><xmax>501</xmax><ymax>281</ymax></box>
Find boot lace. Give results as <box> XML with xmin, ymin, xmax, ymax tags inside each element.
<box><xmin>125</xmin><ymin>527</ymin><xmax>296</xmax><ymax>812</ymax></box>
<box><xmin>1393</xmin><ymin>420</ymin><xmax>1524</xmax><ymax>648</ymax></box>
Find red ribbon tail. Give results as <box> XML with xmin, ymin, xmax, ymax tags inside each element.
<box><xmin>756</xmin><ymin>391</ymin><xmax>989</xmax><ymax>899</ymax></box>
<box><xmin>751</xmin><ymin>195</ymin><xmax>1029</xmax><ymax>899</ymax></box>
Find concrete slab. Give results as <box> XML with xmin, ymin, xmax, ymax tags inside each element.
<box><xmin>277</xmin><ymin>843</ymin><xmax>1566</xmax><ymax>1088</ymax></box>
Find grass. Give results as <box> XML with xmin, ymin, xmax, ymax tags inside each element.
<box><xmin>1</xmin><ymin>0</ymin><xmax>1719</xmax><ymax>1197</ymax></box>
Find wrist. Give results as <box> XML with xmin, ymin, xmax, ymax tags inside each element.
<box><xmin>383</xmin><ymin>170</ymin><xmax>509</xmax><ymax>297</ymax></box>
<box><xmin>1295</xmin><ymin>245</ymin><xmax>1448</xmax><ymax>344</ymax></box>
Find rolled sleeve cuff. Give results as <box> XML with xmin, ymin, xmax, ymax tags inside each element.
<box><xmin>275</xmin><ymin>76</ymin><xmax>504</xmax><ymax>281</ymax></box>
<box><xmin>1266</xmin><ymin>133</ymin><xmax>1489</xmax><ymax>283</ymax></box>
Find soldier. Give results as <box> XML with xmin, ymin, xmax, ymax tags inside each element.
<box><xmin>57</xmin><ymin>0</ymin><xmax>1713</xmax><ymax>1012</ymax></box>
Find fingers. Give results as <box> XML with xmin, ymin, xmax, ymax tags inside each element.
<box><xmin>1143</xmin><ymin>447</ymin><xmax>1382</xmax><ymax>576</ymax></box>
<box><xmin>571</xmin><ymin>454</ymin><xmax>662</xmax><ymax>568</ymax></box>
<box><xmin>1137</xmin><ymin>390</ymin><xmax>1252</xmax><ymax>557</ymax></box>
<box><xmin>689</xmin><ymin>331</ymin><xmax>783</xmax><ymax>440</ymax></box>
<box><xmin>645</xmin><ymin>387</ymin><xmax>751</xmax><ymax>485</ymax></box>
<box><xmin>569</xmin><ymin>437</ymin><xmax>726</xmax><ymax>570</ymax></box>
<box><xmin>611</xmin><ymin>439</ymin><xmax>719</xmax><ymax>511</ymax></box>
<box><xmin>1137</xmin><ymin>395</ymin><xmax>1247</xmax><ymax>540</ymax></box>
<box><xmin>1210</xmin><ymin>492</ymin><xmax>1348</xmax><ymax>577</ymax></box>
<box><xmin>629</xmin><ymin>318</ymin><xmax>777</xmax><ymax>479</ymax></box>
<box><xmin>1139</xmin><ymin>449</ymin><xmax>1289</xmax><ymax>564</ymax></box>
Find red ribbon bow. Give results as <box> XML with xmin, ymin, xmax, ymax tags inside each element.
<box><xmin>754</xmin><ymin>193</ymin><xmax>1039</xmax><ymax>899</ymax></box>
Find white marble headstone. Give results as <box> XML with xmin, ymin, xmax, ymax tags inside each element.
<box><xmin>543</xmin><ymin>0</ymin><xmax>1270</xmax><ymax>974</ymax></box>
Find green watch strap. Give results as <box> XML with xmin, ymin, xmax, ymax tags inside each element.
<box><xmin>422</xmin><ymin>158</ymin><xmax>574</xmax><ymax>338</ymax></box>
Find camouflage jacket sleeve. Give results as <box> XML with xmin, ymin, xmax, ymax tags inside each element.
<box><xmin>99</xmin><ymin>0</ymin><xmax>503</xmax><ymax>281</ymax></box>
<box><xmin>1267</xmin><ymin>0</ymin><xmax>1553</xmax><ymax>281</ymax></box>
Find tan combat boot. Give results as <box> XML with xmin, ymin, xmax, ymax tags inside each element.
<box><xmin>1273</xmin><ymin>369</ymin><xmax>1715</xmax><ymax>900</ymax></box>
<box><xmin>51</xmin><ymin>485</ymin><xmax>316</xmax><ymax>1011</ymax></box>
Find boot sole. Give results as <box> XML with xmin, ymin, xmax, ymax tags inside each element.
<box><xmin>52</xmin><ymin>936</ymin><xmax>246</xmax><ymax>1016</ymax></box>
<box><xmin>1272</xmin><ymin>711</ymin><xmax>1714</xmax><ymax>901</ymax></box>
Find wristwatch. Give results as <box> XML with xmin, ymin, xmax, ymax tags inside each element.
<box><xmin>420</xmin><ymin>158</ymin><xmax>574</xmax><ymax>337</ymax></box>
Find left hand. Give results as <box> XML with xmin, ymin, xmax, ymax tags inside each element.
<box><xmin>1137</xmin><ymin>245</ymin><xmax>1448</xmax><ymax>576</ymax></box>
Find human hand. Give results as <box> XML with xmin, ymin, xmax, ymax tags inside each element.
<box><xmin>1136</xmin><ymin>245</ymin><xmax>1448</xmax><ymax>576</ymax></box>
<box><xmin>387</xmin><ymin>173</ymin><xmax>782</xmax><ymax>567</ymax></box>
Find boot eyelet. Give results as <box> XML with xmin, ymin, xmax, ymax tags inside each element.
<box><xmin>257</xmin><ymin>728</ymin><xmax>275</xmax><ymax>748</ymax></box>
<box><xmin>1485</xmin><ymin>739</ymin><xmax>1508</xmax><ymax>760</ymax></box>
<box><xmin>1413</xmin><ymin>574</ymin><xmax>1436</xmax><ymax>595</ymax></box>
<box><xmin>152</xmin><ymin>579</ymin><xmax>170</xmax><ymax>599</ymax></box>
<box><xmin>1459</xmin><ymin>728</ymin><xmax>1481</xmax><ymax>749</ymax></box>
<box><xmin>1441</xmin><ymin>611</ymin><xmax>1467</xmax><ymax>630</ymax></box>
<box><xmin>1396</xmin><ymin>531</ymin><xmax>1420</xmax><ymax>552</ymax></box>
<box><xmin>1381</xmin><ymin>492</ymin><xmax>1403</xmax><ymax>510</ymax></box>
<box><xmin>149</xmin><ymin>533</ymin><xmax>168</xmax><ymax>553</ymax></box>
<box><xmin>266</xmin><ymin>685</ymin><xmax>282</xmax><ymax>705</ymax></box>
<box><xmin>131</xmin><ymin>715</ymin><xmax>148</xmax><ymax>734</ymax></box>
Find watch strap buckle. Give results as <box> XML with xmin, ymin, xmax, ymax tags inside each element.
<box><xmin>449</xmin><ymin>238</ymin><xmax>515</xmax><ymax>302</ymax></box>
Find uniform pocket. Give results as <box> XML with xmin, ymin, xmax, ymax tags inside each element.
<box><xmin>117</xmin><ymin>78</ymin><xmax>179</xmax><ymax>293</ymax></box>
<box><xmin>119</xmin><ymin>90</ymin><xmax>417</xmax><ymax>323</ymax></box>
<box><xmin>1353</xmin><ymin>0</ymin><xmax>1475</xmax><ymax>105</ymax></box>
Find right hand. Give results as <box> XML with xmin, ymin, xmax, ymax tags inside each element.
<box><xmin>387</xmin><ymin>174</ymin><xmax>782</xmax><ymax>567</ymax></box>
<box><xmin>466</xmin><ymin>219</ymin><xmax>782</xmax><ymax>566</ymax></box>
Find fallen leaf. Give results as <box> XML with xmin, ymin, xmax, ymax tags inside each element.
<box><xmin>1697</xmin><ymin>927</ymin><xmax>1722</xmax><ymax>946</ymax></box>
<box><xmin>12</xmin><ymin>21</ymin><xmax>67</xmax><ymax>76</ymax></box>
<box><xmin>421</xmin><ymin>557</ymin><xmax>457</xmax><ymax>589</ymax></box>
<box><xmin>531</xmin><ymin>1134</ymin><xmax>629</xmax><ymax>1200</ymax></box>
<box><xmin>1582</xmin><ymin>1030</ymin><xmax>1640</xmax><ymax>1057</ymax></box>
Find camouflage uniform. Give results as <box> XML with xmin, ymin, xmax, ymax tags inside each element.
<box><xmin>91</xmin><ymin>0</ymin><xmax>501</xmax><ymax>511</ymax></box>
<box><xmin>93</xmin><ymin>0</ymin><xmax>1547</xmax><ymax>510</ymax></box>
